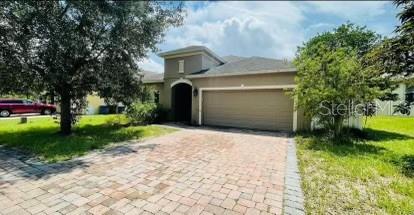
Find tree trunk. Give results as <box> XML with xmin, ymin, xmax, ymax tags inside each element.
<box><xmin>333</xmin><ymin>116</ymin><xmax>344</xmax><ymax>139</ymax></box>
<box><xmin>60</xmin><ymin>93</ymin><xmax>72</xmax><ymax>135</ymax></box>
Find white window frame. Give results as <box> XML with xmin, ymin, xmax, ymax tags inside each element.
<box><xmin>178</xmin><ymin>60</ymin><xmax>184</xmax><ymax>73</ymax></box>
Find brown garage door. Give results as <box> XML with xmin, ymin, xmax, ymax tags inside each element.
<box><xmin>202</xmin><ymin>89</ymin><xmax>293</xmax><ymax>131</ymax></box>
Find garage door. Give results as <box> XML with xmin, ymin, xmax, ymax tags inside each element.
<box><xmin>202</xmin><ymin>89</ymin><xmax>293</xmax><ymax>131</ymax></box>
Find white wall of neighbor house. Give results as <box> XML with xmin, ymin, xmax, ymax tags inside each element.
<box><xmin>310</xmin><ymin>116</ymin><xmax>363</xmax><ymax>130</ymax></box>
<box><xmin>376</xmin><ymin>83</ymin><xmax>414</xmax><ymax>116</ymax></box>
<box><xmin>345</xmin><ymin>116</ymin><xmax>363</xmax><ymax>129</ymax></box>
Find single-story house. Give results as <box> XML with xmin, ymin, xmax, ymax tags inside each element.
<box><xmin>142</xmin><ymin>46</ymin><xmax>310</xmax><ymax>132</ymax></box>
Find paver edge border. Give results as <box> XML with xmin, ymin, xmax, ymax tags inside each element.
<box><xmin>283</xmin><ymin>138</ymin><xmax>305</xmax><ymax>215</ymax></box>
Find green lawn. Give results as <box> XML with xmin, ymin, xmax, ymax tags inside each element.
<box><xmin>0</xmin><ymin>115</ymin><xmax>176</xmax><ymax>162</ymax></box>
<box><xmin>296</xmin><ymin>116</ymin><xmax>414</xmax><ymax>214</ymax></box>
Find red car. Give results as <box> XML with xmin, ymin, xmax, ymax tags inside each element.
<box><xmin>0</xmin><ymin>99</ymin><xmax>56</xmax><ymax>117</ymax></box>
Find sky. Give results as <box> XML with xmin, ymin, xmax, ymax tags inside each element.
<box><xmin>139</xmin><ymin>1</ymin><xmax>400</xmax><ymax>73</ymax></box>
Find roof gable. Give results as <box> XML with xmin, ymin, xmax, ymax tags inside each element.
<box><xmin>158</xmin><ymin>46</ymin><xmax>225</xmax><ymax>63</ymax></box>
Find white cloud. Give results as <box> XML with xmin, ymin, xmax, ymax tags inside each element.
<box><xmin>160</xmin><ymin>1</ymin><xmax>305</xmax><ymax>59</ymax></box>
<box><xmin>138</xmin><ymin>56</ymin><xmax>163</xmax><ymax>73</ymax></box>
<box><xmin>140</xmin><ymin>1</ymin><xmax>395</xmax><ymax>71</ymax></box>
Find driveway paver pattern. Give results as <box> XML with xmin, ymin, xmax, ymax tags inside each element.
<box><xmin>0</xmin><ymin>127</ymin><xmax>289</xmax><ymax>215</ymax></box>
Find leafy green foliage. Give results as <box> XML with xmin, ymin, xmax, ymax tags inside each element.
<box><xmin>0</xmin><ymin>1</ymin><xmax>184</xmax><ymax>134</ymax></box>
<box><xmin>368</xmin><ymin>1</ymin><xmax>413</xmax><ymax>78</ymax></box>
<box><xmin>299</xmin><ymin>22</ymin><xmax>381</xmax><ymax>57</ymax></box>
<box><xmin>394</xmin><ymin>101</ymin><xmax>413</xmax><ymax>115</ymax></box>
<box><xmin>395</xmin><ymin>0</ymin><xmax>414</xmax><ymax>37</ymax></box>
<box><xmin>139</xmin><ymin>85</ymin><xmax>158</xmax><ymax>103</ymax></box>
<box><xmin>294</xmin><ymin>23</ymin><xmax>386</xmax><ymax>136</ymax></box>
<box><xmin>126</xmin><ymin>102</ymin><xmax>166</xmax><ymax>125</ymax></box>
<box><xmin>295</xmin><ymin>46</ymin><xmax>371</xmax><ymax>136</ymax></box>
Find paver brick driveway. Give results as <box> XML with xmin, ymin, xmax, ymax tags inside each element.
<box><xmin>0</xmin><ymin>126</ymin><xmax>289</xmax><ymax>215</ymax></box>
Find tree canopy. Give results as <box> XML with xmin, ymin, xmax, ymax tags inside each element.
<box><xmin>293</xmin><ymin>23</ymin><xmax>389</xmax><ymax>137</ymax></box>
<box><xmin>369</xmin><ymin>0</ymin><xmax>413</xmax><ymax>78</ymax></box>
<box><xmin>0</xmin><ymin>1</ymin><xmax>184</xmax><ymax>134</ymax></box>
<box><xmin>300</xmin><ymin>23</ymin><xmax>381</xmax><ymax>57</ymax></box>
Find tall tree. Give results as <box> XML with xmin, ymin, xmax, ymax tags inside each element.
<box><xmin>369</xmin><ymin>0</ymin><xmax>413</xmax><ymax>77</ymax></box>
<box><xmin>393</xmin><ymin>0</ymin><xmax>414</xmax><ymax>77</ymax></box>
<box><xmin>293</xmin><ymin>23</ymin><xmax>389</xmax><ymax>137</ymax></box>
<box><xmin>0</xmin><ymin>1</ymin><xmax>184</xmax><ymax>135</ymax></box>
<box><xmin>301</xmin><ymin>23</ymin><xmax>397</xmax><ymax>100</ymax></box>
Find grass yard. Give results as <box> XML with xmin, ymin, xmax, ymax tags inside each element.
<box><xmin>296</xmin><ymin>116</ymin><xmax>414</xmax><ymax>214</ymax></box>
<box><xmin>0</xmin><ymin>115</ymin><xmax>176</xmax><ymax>162</ymax></box>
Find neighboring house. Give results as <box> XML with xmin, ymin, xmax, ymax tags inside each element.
<box><xmin>376</xmin><ymin>83</ymin><xmax>414</xmax><ymax>116</ymax></box>
<box><xmin>142</xmin><ymin>46</ymin><xmax>310</xmax><ymax>132</ymax></box>
<box><xmin>85</xmin><ymin>70</ymin><xmax>161</xmax><ymax>114</ymax></box>
<box><xmin>85</xmin><ymin>94</ymin><xmax>106</xmax><ymax>115</ymax></box>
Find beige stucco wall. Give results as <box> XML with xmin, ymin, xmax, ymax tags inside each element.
<box><xmin>161</xmin><ymin>54</ymin><xmax>203</xmax><ymax>110</ymax></box>
<box><xmin>154</xmin><ymin>72</ymin><xmax>309</xmax><ymax>131</ymax></box>
<box><xmin>164</xmin><ymin>55</ymin><xmax>203</xmax><ymax>79</ymax></box>
<box><xmin>153</xmin><ymin>52</ymin><xmax>310</xmax><ymax>131</ymax></box>
<box><xmin>159</xmin><ymin>53</ymin><xmax>222</xmax><ymax>110</ymax></box>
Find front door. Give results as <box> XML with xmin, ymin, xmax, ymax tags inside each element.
<box><xmin>172</xmin><ymin>83</ymin><xmax>192</xmax><ymax>123</ymax></box>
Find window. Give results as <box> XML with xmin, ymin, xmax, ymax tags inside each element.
<box><xmin>23</xmin><ymin>100</ymin><xmax>33</xmax><ymax>104</ymax></box>
<box><xmin>154</xmin><ymin>91</ymin><xmax>160</xmax><ymax>103</ymax></box>
<box><xmin>406</xmin><ymin>87</ymin><xmax>414</xmax><ymax>103</ymax></box>
<box><xmin>407</xmin><ymin>93</ymin><xmax>414</xmax><ymax>103</ymax></box>
<box><xmin>178</xmin><ymin>60</ymin><xmax>184</xmax><ymax>73</ymax></box>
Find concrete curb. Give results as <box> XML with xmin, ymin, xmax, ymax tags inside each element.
<box><xmin>283</xmin><ymin>138</ymin><xmax>305</xmax><ymax>215</ymax></box>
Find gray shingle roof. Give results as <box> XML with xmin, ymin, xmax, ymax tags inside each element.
<box><xmin>222</xmin><ymin>55</ymin><xmax>247</xmax><ymax>63</ymax></box>
<box><xmin>141</xmin><ymin>70</ymin><xmax>164</xmax><ymax>83</ymax></box>
<box><xmin>191</xmin><ymin>56</ymin><xmax>295</xmax><ymax>77</ymax></box>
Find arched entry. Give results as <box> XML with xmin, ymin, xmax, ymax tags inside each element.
<box><xmin>171</xmin><ymin>83</ymin><xmax>192</xmax><ymax>123</ymax></box>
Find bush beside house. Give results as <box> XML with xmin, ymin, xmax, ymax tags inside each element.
<box><xmin>126</xmin><ymin>102</ymin><xmax>169</xmax><ymax>125</ymax></box>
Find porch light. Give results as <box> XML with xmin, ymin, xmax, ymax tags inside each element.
<box><xmin>193</xmin><ymin>88</ymin><xmax>198</xmax><ymax>97</ymax></box>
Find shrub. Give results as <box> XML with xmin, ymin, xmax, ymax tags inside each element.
<box><xmin>126</xmin><ymin>102</ymin><xmax>169</xmax><ymax>125</ymax></box>
<box><xmin>393</xmin><ymin>102</ymin><xmax>412</xmax><ymax>115</ymax></box>
<box><xmin>293</xmin><ymin>23</ymin><xmax>388</xmax><ymax>138</ymax></box>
